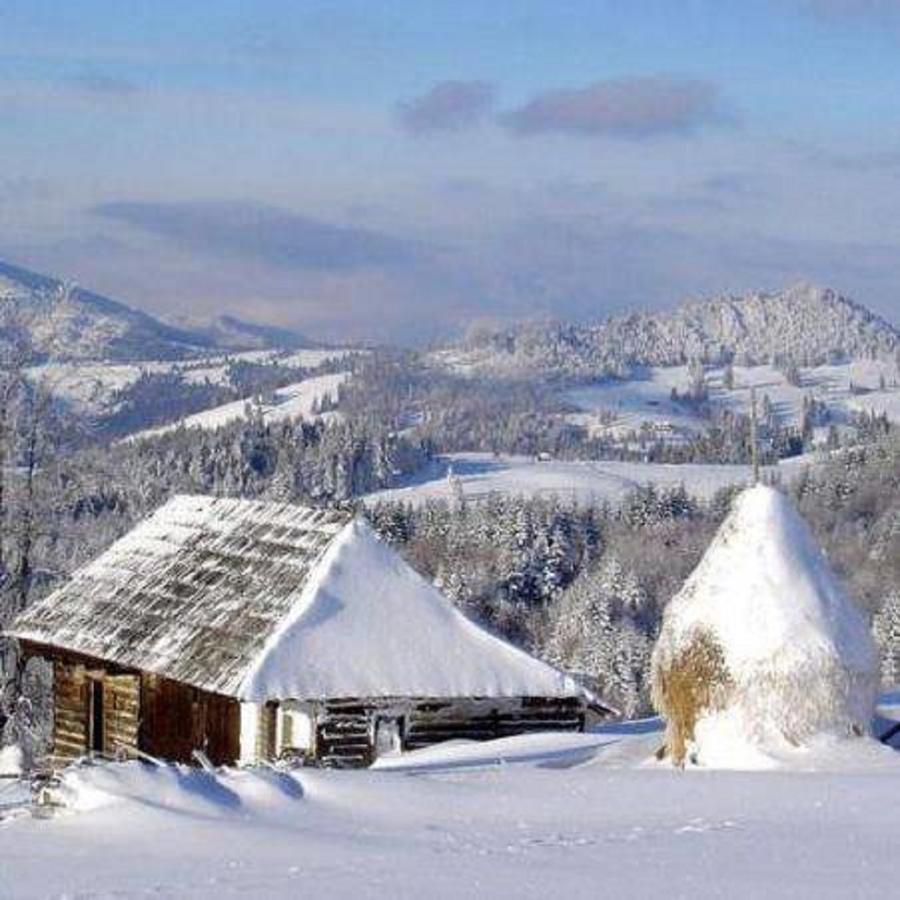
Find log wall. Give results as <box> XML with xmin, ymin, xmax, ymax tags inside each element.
<box><xmin>311</xmin><ymin>696</ymin><xmax>587</xmax><ymax>768</ymax></box>
<box><xmin>27</xmin><ymin>646</ymin><xmax>240</xmax><ymax>767</ymax></box>
<box><xmin>102</xmin><ymin>674</ymin><xmax>141</xmax><ymax>756</ymax></box>
<box><xmin>49</xmin><ymin>661</ymin><xmax>141</xmax><ymax>762</ymax></box>
<box><xmin>254</xmin><ymin>702</ymin><xmax>278</xmax><ymax>762</ymax></box>
<box><xmin>315</xmin><ymin>700</ymin><xmax>377</xmax><ymax>767</ymax></box>
<box><xmin>36</xmin><ymin>643</ymin><xmax>590</xmax><ymax>771</ymax></box>
<box><xmin>51</xmin><ymin>659</ymin><xmax>89</xmax><ymax>761</ymax></box>
<box><xmin>405</xmin><ymin>696</ymin><xmax>585</xmax><ymax>750</ymax></box>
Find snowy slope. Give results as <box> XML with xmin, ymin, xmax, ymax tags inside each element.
<box><xmin>564</xmin><ymin>359</ymin><xmax>900</xmax><ymax>440</ymax></box>
<box><xmin>0</xmin><ymin>259</ymin><xmax>214</xmax><ymax>361</ymax></box>
<box><xmin>848</xmin><ymin>388</ymin><xmax>900</xmax><ymax>422</ymax></box>
<box><xmin>127</xmin><ymin>372</ymin><xmax>348</xmax><ymax>441</ymax></box>
<box><xmin>363</xmin><ymin>451</ymin><xmax>812</xmax><ymax>508</ymax></box>
<box><xmin>241</xmin><ymin>519</ymin><xmax>581</xmax><ymax>701</ymax></box>
<box><xmin>28</xmin><ymin>348</ymin><xmax>356</xmax><ymax>418</ymax></box>
<box><xmin>0</xmin><ymin>258</ymin><xmax>320</xmax><ymax>361</ymax></box>
<box><xmin>2</xmin><ymin>719</ymin><xmax>899</xmax><ymax>898</ymax></box>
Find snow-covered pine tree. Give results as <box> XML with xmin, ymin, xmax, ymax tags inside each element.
<box><xmin>873</xmin><ymin>592</ymin><xmax>900</xmax><ymax>687</ymax></box>
<box><xmin>543</xmin><ymin>554</ymin><xmax>654</xmax><ymax>716</ymax></box>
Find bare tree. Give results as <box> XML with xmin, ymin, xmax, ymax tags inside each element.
<box><xmin>0</xmin><ymin>308</ymin><xmax>35</xmax><ymax>582</ymax></box>
<box><xmin>0</xmin><ymin>287</ymin><xmax>65</xmax><ymax>753</ymax></box>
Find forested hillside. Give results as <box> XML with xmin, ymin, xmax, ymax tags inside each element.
<box><xmin>437</xmin><ymin>284</ymin><xmax>899</xmax><ymax>379</ymax></box>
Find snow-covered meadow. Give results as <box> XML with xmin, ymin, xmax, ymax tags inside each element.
<box><xmin>126</xmin><ymin>371</ymin><xmax>348</xmax><ymax>442</ymax></box>
<box><xmin>2</xmin><ymin>714</ymin><xmax>899</xmax><ymax>899</ymax></box>
<box><xmin>563</xmin><ymin>359</ymin><xmax>900</xmax><ymax>440</ymax></box>
<box><xmin>26</xmin><ymin>348</ymin><xmax>358</xmax><ymax>419</ymax></box>
<box><xmin>363</xmin><ymin>451</ymin><xmax>815</xmax><ymax>508</ymax></box>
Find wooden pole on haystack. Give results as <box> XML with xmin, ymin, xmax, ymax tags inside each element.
<box><xmin>750</xmin><ymin>386</ymin><xmax>760</xmax><ymax>485</ymax></box>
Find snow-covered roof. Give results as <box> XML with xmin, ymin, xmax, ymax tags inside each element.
<box><xmin>9</xmin><ymin>496</ymin><xmax>582</xmax><ymax>702</ymax></box>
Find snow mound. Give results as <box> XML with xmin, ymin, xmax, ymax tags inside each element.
<box><xmin>53</xmin><ymin>761</ymin><xmax>305</xmax><ymax>817</ymax></box>
<box><xmin>0</xmin><ymin>744</ymin><xmax>23</xmax><ymax>777</ymax></box>
<box><xmin>371</xmin><ymin>731</ymin><xmax>622</xmax><ymax>772</ymax></box>
<box><xmin>652</xmin><ymin>485</ymin><xmax>878</xmax><ymax>767</ymax></box>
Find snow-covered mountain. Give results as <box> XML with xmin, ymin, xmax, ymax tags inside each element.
<box><xmin>435</xmin><ymin>284</ymin><xmax>899</xmax><ymax>379</ymax></box>
<box><xmin>0</xmin><ymin>260</ymin><xmax>307</xmax><ymax>361</ymax></box>
<box><xmin>165</xmin><ymin>313</ymin><xmax>315</xmax><ymax>352</ymax></box>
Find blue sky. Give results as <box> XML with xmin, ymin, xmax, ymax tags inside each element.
<box><xmin>1</xmin><ymin>1</ymin><xmax>899</xmax><ymax>343</ymax></box>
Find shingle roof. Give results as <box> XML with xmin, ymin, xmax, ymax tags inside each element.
<box><xmin>9</xmin><ymin>496</ymin><xmax>350</xmax><ymax>696</ymax></box>
<box><xmin>9</xmin><ymin>496</ymin><xmax>585</xmax><ymax>702</ymax></box>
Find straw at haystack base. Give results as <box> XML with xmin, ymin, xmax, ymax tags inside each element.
<box><xmin>651</xmin><ymin>628</ymin><xmax>733</xmax><ymax>765</ymax></box>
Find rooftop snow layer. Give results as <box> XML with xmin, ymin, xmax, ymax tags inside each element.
<box><xmin>240</xmin><ymin>518</ymin><xmax>581</xmax><ymax>701</ymax></box>
<box><xmin>8</xmin><ymin>496</ymin><xmax>581</xmax><ymax>702</ymax></box>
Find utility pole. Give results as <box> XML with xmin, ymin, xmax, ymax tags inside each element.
<box><xmin>750</xmin><ymin>386</ymin><xmax>760</xmax><ymax>485</ymax></box>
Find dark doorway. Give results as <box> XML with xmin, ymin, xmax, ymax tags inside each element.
<box><xmin>90</xmin><ymin>679</ymin><xmax>104</xmax><ymax>753</ymax></box>
<box><xmin>374</xmin><ymin>715</ymin><xmax>404</xmax><ymax>758</ymax></box>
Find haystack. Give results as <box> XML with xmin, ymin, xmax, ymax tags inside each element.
<box><xmin>651</xmin><ymin>485</ymin><xmax>877</xmax><ymax>766</ymax></box>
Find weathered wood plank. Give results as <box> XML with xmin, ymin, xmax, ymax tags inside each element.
<box><xmin>307</xmin><ymin>695</ymin><xmax>588</xmax><ymax>768</ymax></box>
<box><xmin>139</xmin><ymin>674</ymin><xmax>240</xmax><ymax>766</ymax></box>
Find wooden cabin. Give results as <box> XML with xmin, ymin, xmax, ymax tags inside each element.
<box><xmin>7</xmin><ymin>496</ymin><xmax>607</xmax><ymax>768</ymax></box>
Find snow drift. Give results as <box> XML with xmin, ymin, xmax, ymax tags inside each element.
<box><xmin>651</xmin><ymin>485</ymin><xmax>878</xmax><ymax>767</ymax></box>
<box><xmin>0</xmin><ymin>744</ymin><xmax>23</xmax><ymax>777</ymax></box>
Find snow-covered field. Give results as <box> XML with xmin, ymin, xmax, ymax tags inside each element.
<box><xmin>564</xmin><ymin>360</ymin><xmax>900</xmax><ymax>440</ymax></box>
<box><xmin>27</xmin><ymin>348</ymin><xmax>358</xmax><ymax>417</ymax></box>
<box><xmin>128</xmin><ymin>372</ymin><xmax>348</xmax><ymax>442</ymax></box>
<box><xmin>2</xmin><ymin>714</ymin><xmax>899</xmax><ymax>899</ymax></box>
<box><xmin>364</xmin><ymin>452</ymin><xmax>815</xmax><ymax>508</ymax></box>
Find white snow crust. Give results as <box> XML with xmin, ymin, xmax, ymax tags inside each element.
<box><xmin>364</xmin><ymin>451</ymin><xmax>812</xmax><ymax>509</ymax></box>
<box><xmin>653</xmin><ymin>485</ymin><xmax>878</xmax><ymax>764</ymax></box>
<box><xmin>240</xmin><ymin>519</ymin><xmax>581</xmax><ymax>701</ymax></box>
<box><xmin>28</xmin><ymin>348</ymin><xmax>357</xmax><ymax>418</ymax></box>
<box><xmin>128</xmin><ymin>371</ymin><xmax>347</xmax><ymax>442</ymax></box>
<box><xmin>562</xmin><ymin>359</ymin><xmax>900</xmax><ymax>441</ymax></box>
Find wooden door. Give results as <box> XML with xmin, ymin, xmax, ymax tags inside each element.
<box><xmin>52</xmin><ymin>661</ymin><xmax>89</xmax><ymax>760</ymax></box>
<box><xmin>139</xmin><ymin>675</ymin><xmax>240</xmax><ymax>765</ymax></box>
<box><xmin>102</xmin><ymin>674</ymin><xmax>140</xmax><ymax>757</ymax></box>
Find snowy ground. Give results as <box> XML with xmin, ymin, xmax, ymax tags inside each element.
<box><xmin>2</xmin><ymin>713</ymin><xmax>899</xmax><ymax>899</ymax></box>
<box><xmin>27</xmin><ymin>348</ymin><xmax>358</xmax><ymax>418</ymax></box>
<box><xmin>364</xmin><ymin>451</ymin><xmax>816</xmax><ymax>508</ymax></box>
<box><xmin>127</xmin><ymin>372</ymin><xmax>348</xmax><ymax>442</ymax></box>
<box><xmin>563</xmin><ymin>360</ymin><xmax>900</xmax><ymax>440</ymax></box>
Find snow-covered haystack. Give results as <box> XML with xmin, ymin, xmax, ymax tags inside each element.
<box><xmin>651</xmin><ymin>485</ymin><xmax>878</xmax><ymax>767</ymax></box>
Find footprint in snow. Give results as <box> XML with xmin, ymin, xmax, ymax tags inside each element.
<box><xmin>675</xmin><ymin>818</ymin><xmax>740</xmax><ymax>835</ymax></box>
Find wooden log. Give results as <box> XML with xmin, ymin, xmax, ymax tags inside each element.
<box><xmin>52</xmin><ymin>739</ymin><xmax>87</xmax><ymax>758</ymax></box>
